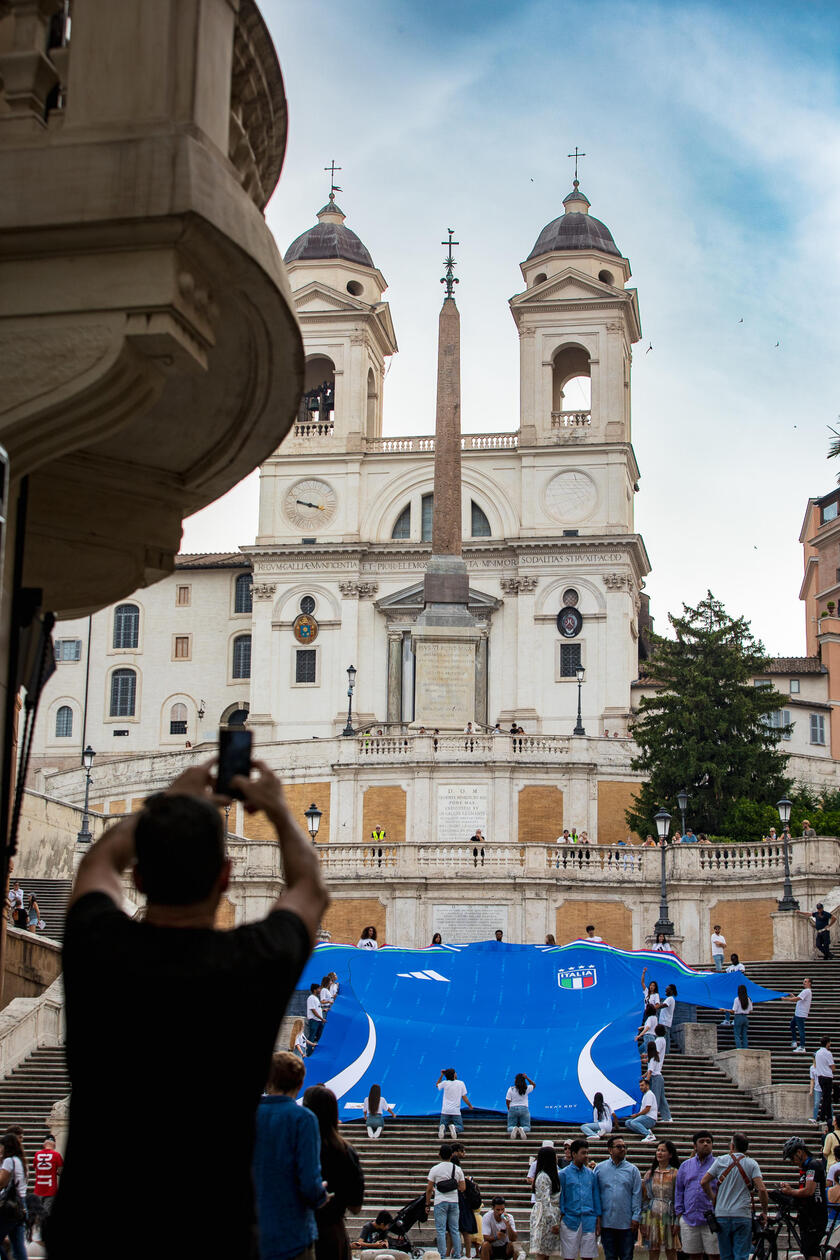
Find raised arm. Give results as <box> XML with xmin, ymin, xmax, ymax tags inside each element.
<box><xmin>69</xmin><ymin>813</ymin><xmax>139</xmax><ymax>908</ymax></box>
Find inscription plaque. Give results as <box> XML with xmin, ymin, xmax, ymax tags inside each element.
<box><xmin>433</xmin><ymin>903</ymin><xmax>508</xmax><ymax>944</ymax></box>
<box><xmin>437</xmin><ymin>783</ymin><xmax>489</xmax><ymax>845</ymax></box>
<box><xmin>414</xmin><ymin>639</ymin><xmax>476</xmax><ymax>727</ymax></box>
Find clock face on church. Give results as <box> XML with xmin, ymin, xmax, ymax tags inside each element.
<box><xmin>544</xmin><ymin>471</ymin><xmax>597</xmax><ymax>524</ymax></box>
<box><xmin>284</xmin><ymin>479</ymin><xmax>338</xmax><ymax>530</ymax></box>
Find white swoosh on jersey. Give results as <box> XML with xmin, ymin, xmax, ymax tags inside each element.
<box><xmin>577</xmin><ymin>1023</ymin><xmax>636</xmax><ymax>1111</ymax></box>
<box><xmin>321</xmin><ymin>1015</ymin><xmax>377</xmax><ymax>1100</ymax></box>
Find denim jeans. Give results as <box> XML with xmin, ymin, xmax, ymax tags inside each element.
<box><xmin>434</xmin><ymin>1200</ymin><xmax>461</xmax><ymax>1257</ymax></box>
<box><xmin>580</xmin><ymin>1121</ymin><xmax>604</xmax><ymax>1138</ymax></box>
<box><xmin>815</xmin><ymin>1086</ymin><xmax>823</xmax><ymax>1121</ymax></box>
<box><xmin>600</xmin><ymin>1227</ymin><xmax>635</xmax><ymax>1260</ymax></box>
<box><xmin>717</xmin><ymin>1216</ymin><xmax>752</xmax><ymax>1260</ymax></box>
<box><xmin>625</xmin><ymin>1114</ymin><xmax>656</xmax><ymax>1136</ymax></box>
<box><xmin>713</xmin><ymin>953</ymin><xmax>724</xmax><ymax>971</ymax></box>
<box><xmin>649</xmin><ymin>1073</ymin><xmax>671</xmax><ymax>1122</ymax></box>
<box><xmin>790</xmin><ymin>1015</ymin><xmax>806</xmax><ymax>1048</ymax></box>
<box><xmin>0</xmin><ymin>1219</ymin><xmax>27</xmax><ymax>1260</ymax></box>
<box><xmin>507</xmin><ymin>1104</ymin><xmax>530</xmax><ymax>1131</ymax></box>
<box><xmin>733</xmin><ymin>1014</ymin><xmax>749</xmax><ymax>1048</ymax></box>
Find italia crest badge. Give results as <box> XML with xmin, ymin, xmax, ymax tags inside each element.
<box><xmin>557</xmin><ymin>966</ymin><xmax>597</xmax><ymax>990</ymax></box>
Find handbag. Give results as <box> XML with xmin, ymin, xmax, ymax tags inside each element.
<box><xmin>0</xmin><ymin>1159</ymin><xmax>25</xmax><ymax>1224</ymax></box>
<box><xmin>437</xmin><ymin>1163</ymin><xmax>460</xmax><ymax>1193</ymax></box>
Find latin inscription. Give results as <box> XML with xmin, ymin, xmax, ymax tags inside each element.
<box><xmin>437</xmin><ymin>783</ymin><xmax>489</xmax><ymax>845</ymax></box>
<box><xmin>433</xmin><ymin>902</ymin><xmax>507</xmax><ymax>944</ymax></box>
<box><xmin>414</xmin><ymin>641</ymin><xmax>476</xmax><ymax>726</ymax></box>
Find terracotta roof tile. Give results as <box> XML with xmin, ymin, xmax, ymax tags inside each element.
<box><xmin>174</xmin><ymin>552</ymin><xmax>250</xmax><ymax>570</ymax></box>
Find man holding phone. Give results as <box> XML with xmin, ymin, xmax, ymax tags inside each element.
<box><xmin>47</xmin><ymin>756</ymin><xmax>329</xmax><ymax>1260</ymax></box>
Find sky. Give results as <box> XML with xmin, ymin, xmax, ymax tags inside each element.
<box><xmin>181</xmin><ymin>0</ymin><xmax>840</xmax><ymax>657</ymax></box>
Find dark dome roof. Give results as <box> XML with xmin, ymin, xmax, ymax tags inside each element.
<box><xmin>528</xmin><ymin>185</ymin><xmax>621</xmax><ymax>260</ymax></box>
<box><xmin>284</xmin><ymin>198</ymin><xmax>375</xmax><ymax>268</ymax></box>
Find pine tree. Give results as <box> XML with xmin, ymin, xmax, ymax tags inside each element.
<box><xmin>626</xmin><ymin>591</ymin><xmax>791</xmax><ymax>838</ymax></box>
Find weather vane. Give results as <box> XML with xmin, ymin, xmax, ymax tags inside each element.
<box><xmin>440</xmin><ymin>228</ymin><xmax>459</xmax><ymax>298</ymax></box>
<box><xmin>324</xmin><ymin>159</ymin><xmax>342</xmax><ymax>200</ymax></box>
<box><xmin>567</xmin><ymin>146</ymin><xmax>586</xmax><ymax>183</ymax></box>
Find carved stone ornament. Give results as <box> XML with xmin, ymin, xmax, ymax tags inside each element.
<box><xmin>606</xmin><ymin>321</ymin><xmax>624</xmax><ymax>332</ymax></box>
<box><xmin>500</xmin><ymin>576</ymin><xmax>538</xmax><ymax>595</ymax></box>
<box><xmin>518</xmin><ymin>576</ymin><xmax>538</xmax><ymax>593</ymax></box>
<box><xmin>253</xmin><ymin>582</ymin><xmax>276</xmax><ymax>599</ymax></box>
<box><xmin>603</xmin><ymin>572</ymin><xmax>634</xmax><ymax>591</ymax></box>
<box><xmin>357</xmin><ymin>581</ymin><xmax>379</xmax><ymax>599</ymax></box>
<box><xmin>339</xmin><ymin>580</ymin><xmax>379</xmax><ymax>599</ymax></box>
<box><xmin>500</xmin><ymin>578</ymin><xmax>520</xmax><ymax>596</ymax></box>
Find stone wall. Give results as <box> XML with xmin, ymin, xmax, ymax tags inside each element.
<box><xmin>323</xmin><ymin>897</ymin><xmax>386</xmax><ymax>945</ymax></box>
<box><xmin>518</xmin><ymin>785</ymin><xmax>563</xmax><ymax>842</ymax></box>
<box><xmin>15</xmin><ymin>791</ymin><xmax>107</xmax><ymax>880</ymax></box>
<box><xmin>556</xmin><ymin>899</ymin><xmax>633</xmax><ymax>948</ymax></box>
<box><xmin>242</xmin><ymin>781</ymin><xmax>331</xmax><ymax>843</ymax></box>
<box><xmin>3</xmin><ymin>929</ymin><xmax>63</xmax><ymax>1009</ymax></box>
<box><xmin>597</xmin><ymin>781</ymin><xmax>640</xmax><ymax>846</ymax></box>
<box><xmin>362</xmin><ymin>785</ymin><xmax>406</xmax><ymax>844</ymax></box>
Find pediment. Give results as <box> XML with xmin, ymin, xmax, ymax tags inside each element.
<box><xmin>510</xmin><ymin>268</ymin><xmax>619</xmax><ymax>308</ymax></box>
<box><xmin>293</xmin><ymin>281</ymin><xmax>368</xmax><ymax>313</ymax></box>
<box><xmin>376</xmin><ymin>581</ymin><xmax>501</xmax><ymax>616</ymax></box>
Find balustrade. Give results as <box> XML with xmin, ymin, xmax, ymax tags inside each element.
<box><xmin>551</xmin><ymin>410</ymin><xmax>592</xmax><ymax>428</ymax></box>
<box><xmin>367</xmin><ymin>432</ymin><xmax>518</xmax><ymax>454</ymax></box>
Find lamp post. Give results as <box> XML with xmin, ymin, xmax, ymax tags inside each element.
<box><xmin>573</xmin><ymin>665</ymin><xmax>586</xmax><ymax>736</ymax></box>
<box><xmin>776</xmin><ymin>796</ymin><xmax>799</xmax><ymax>911</ymax></box>
<box><xmin>304</xmin><ymin>802</ymin><xmax>322</xmax><ymax>844</ymax></box>
<box><xmin>342</xmin><ymin>665</ymin><xmax>357</xmax><ymax>737</ymax></box>
<box><xmin>76</xmin><ymin>744</ymin><xmax>95</xmax><ymax>844</ymax></box>
<box><xmin>677</xmin><ymin>788</ymin><xmax>688</xmax><ymax>837</ymax></box>
<box><xmin>653</xmin><ymin>807</ymin><xmax>674</xmax><ymax>937</ymax></box>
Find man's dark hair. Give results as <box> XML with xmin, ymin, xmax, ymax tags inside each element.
<box><xmin>586</xmin><ymin>925</ymin><xmax>595</xmax><ymax>933</ymax></box>
<box><xmin>310</xmin><ymin>982</ymin><xmax>321</xmax><ymax>995</ymax></box>
<box><xmin>692</xmin><ymin>1130</ymin><xmax>713</xmax><ymax>1144</ymax></box>
<box><xmin>375</xmin><ymin>1212</ymin><xmax>394</xmax><ymax>1226</ymax></box>
<box><xmin>606</xmin><ymin>1135</ymin><xmax>624</xmax><ymax>1149</ymax></box>
<box><xmin>268</xmin><ymin>1051</ymin><xmax>305</xmax><ymax>1094</ymax></box>
<box><xmin>570</xmin><ymin>1138</ymin><xmax>588</xmax><ymax>1155</ymax></box>
<box><xmin>491</xmin><ymin>1196</ymin><xmax>506</xmax><ymax>1206</ymax></box>
<box><xmin>822</xmin><ymin>1035</ymin><xmax>832</xmax><ymax>1047</ymax></box>
<box><xmin>443</xmin><ymin>1068</ymin><xmax>456</xmax><ymax>1080</ymax></box>
<box><xmin>732</xmin><ymin>1132</ymin><xmax>749</xmax><ymax>1153</ymax></box>
<box><xmin>135</xmin><ymin>795</ymin><xmax>224</xmax><ymax>906</ymax></box>
<box><xmin>655</xmin><ymin>1025</ymin><xmax>666</xmax><ymax>1037</ymax></box>
<box><xmin>439</xmin><ymin>1143</ymin><xmax>452</xmax><ymax>1159</ymax></box>
<box><xmin>666</xmin><ymin>984</ymin><xmax>677</xmax><ymax>996</ymax></box>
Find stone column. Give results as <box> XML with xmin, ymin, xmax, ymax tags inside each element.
<box><xmin>431</xmin><ymin>298</ymin><xmax>463</xmax><ymax>562</ymax></box>
<box><xmin>387</xmin><ymin>632</ymin><xmax>402</xmax><ymax>724</ymax></box>
<box><xmin>247</xmin><ymin>582</ymin><xmax>277</xmax><ymax>729</ymax></box>
<box><xmin>475</xmin><ymin>632</ymin><xmax>488</xmax><ymax>725</ymax></box>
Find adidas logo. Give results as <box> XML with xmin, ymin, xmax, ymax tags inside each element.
<box><xmin>395</xmin><ymin>969</ymin><xmax>450</xmax><ymax>982</ymax></box>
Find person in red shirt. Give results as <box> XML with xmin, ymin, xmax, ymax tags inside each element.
<box><xmin>32</xmin><ymin>1135</ymin><xmax>63</xmax><ymax>1216</ymax></box>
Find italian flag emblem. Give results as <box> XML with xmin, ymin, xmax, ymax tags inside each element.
<box><xmin>558</xmin><ymin>967</ymin><xmax>597</xmax><ymax>989</ymax></box>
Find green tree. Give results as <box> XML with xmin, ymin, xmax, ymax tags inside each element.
<box><xmin>626</xmin><ymin>592</ymin><xmax>791</xmax><ymax>838</ymax></box>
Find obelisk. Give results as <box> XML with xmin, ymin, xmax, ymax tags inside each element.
<box><xmin>412</xmin><ymin>231</ymin><xmax>481</xmax><ymax>727</ymax></box>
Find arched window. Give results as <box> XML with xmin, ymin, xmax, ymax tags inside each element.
<box><xmin>113</xmin><ymin>603</ymin><xmax>139</xmax><ymax>649</ymax></box>
<box><xmin>55</xmin><ymin>705</ymin><xmax>73</xmax><ymax>738</ymax></box>
<box><xmin>552</xmin><ymin>344</ymin><xmax>591</xmax><ymax>418</ymax></box>
<box><xmin>169</xmin><ymin>702</ymin><xmax>187</xmax><ymax>735</ymax></box>
<box><xmin>227</xmin><ymin>708</ymin><xmax>249</xmax><ymax>727</ymax></box>
<box><xmin>421</xmin><ymin>493</ymin><xmax>434</xmax><ymax>542</ymax></box>
<box><xmin>299</xmin><ymin>354</ymin><xmax>336</xmax><ymax>429</ymax></box>
<box><xmin>232</xmin><ymin>634</ymin><xmax>251</xmax><ymax>679</ymax></box>
<box><xmin>110</xmin><ymin>668</ymin><xmax>137</xmax><ymax>717</ymax></box>
<box><xmin>471</xmin><ymin>501</ymin><xmax>491</xmax><ymax>537</ymax></box>
<box><xmin>366</xmin><ymin>367</ymin><xmax>377</xmax><ymax>432</ymax></box>
<box><xmin>234</xmin><ymin>572</ymin><xmax>253</xmax><ymax>614</ymax></box>
<box><xmin>391</xmin><ymin>504</ymin><xmax>411</xmax><ymax>539</ymax></box>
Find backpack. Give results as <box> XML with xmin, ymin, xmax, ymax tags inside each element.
<box><xmin>463</xmin><ymin>1177</ymin><xmax>482</xmax><ymax>1209</ymax></box>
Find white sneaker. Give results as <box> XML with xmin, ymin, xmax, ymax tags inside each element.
<box><xmin>810</xmin><ymin>1118</ymin><xmax>819</xmax><ymax>1124</ymax></box>
<box><xmin>641</xmin><ymin>1133</ymin><xmax>657</xmax><ymax>1142</ymax></box>
<box><xmin>509</xmin><ymin>1128</ymin><xmax>517</xmax><ymax>1139</ymax></box>
<box><xmin>448</xmin><ymin>1124</ymin><xmax>457</xmax><ymax>1139</ymax></box>
<box><xmin>794</xmin><ymin>1047</ymin><xmax>805</xmax><ymax>1054</ymax></box>
<box><xmin>438</xmin><ymin>1125</ymin><xmax>445</xmax><ymax>1139</ymax></box>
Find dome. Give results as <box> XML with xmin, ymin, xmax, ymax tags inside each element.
<box><xmin>527</xmin><ymin>181</ymin><xmax>621</xmax><ymax>261</ymax></box>
<box><xmin>284</xmin><ymin>195</ymin><xmax>375</xmax><ymax>268</ymax></box>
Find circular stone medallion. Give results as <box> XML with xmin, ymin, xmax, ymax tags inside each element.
<box><xmin>544</xmin><ymin>471</ymin><xmax>597</xmax><ymax>523</ymax></box>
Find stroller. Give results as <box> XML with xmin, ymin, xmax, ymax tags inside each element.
<box><xmin>390</xmin><ymin>1193</ymin><xmax>429</xmax><ymax>1258</ymax></box>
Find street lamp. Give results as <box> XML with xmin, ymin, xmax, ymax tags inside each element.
<box><xmin>676</xmin><ymin>788</ymin><xmax>688</xmax><ymax>837</ymax></box>
<box><xmin>304</xmin><ymin>802</ymin><xmax>323</xmax><ymax>844</ymax></box>
<box><xmin>653</xmin><ymin>807</ymin><xmax>674</xmax><ymax>937</ymax></box>
<box><xmin>342</xmin><ymin>664</ymin><xmax>357</xmax><ymax>737</ymax></box>
<box><xmin>76</xmin><ymin>744</ymin><xmax>95</xmax><ymax>844</ymax></box>
<box><xmin>573</xmin><ymin>664</ymin><xmax>586</xmax><ymax>736</ymax></box>
<box><xmin>776</xmin><ymin>796</ymin><xmax>799</xmax><ymax>911</ymax></box>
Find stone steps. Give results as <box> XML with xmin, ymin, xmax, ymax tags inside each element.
<box><xmin>10</xmin><ymin>879</ymin><xmax>72</xmax><ymax>942</ymax></box>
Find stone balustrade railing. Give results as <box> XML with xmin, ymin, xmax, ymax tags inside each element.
<box><xmin>0</xmin><ymin>978</ymin><xmax>64</xmax><ymax>1080</ymax></box>
<box><xmin>551</xmin><ymin>410</ymin><xmax>592</xmax><ymax>428</ymax></box>
<box><xmin>366</xmin><ymin>432</ymin><xmax>519</xmax><ymax>454</ymax></box>
<box><xmin>354</xmin><ymin>733</ymin><xmax>590</xmax><ymax>760</ymax></box>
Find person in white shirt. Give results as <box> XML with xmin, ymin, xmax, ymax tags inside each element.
<box><xmin>726</xmin><ymin>954</ymin><xmax>745</xmax><ymax>973</ymax></box>
<box><xmin>658</xmin><ymin>985</ymin><xmax>677</xmax><ymax>1053</ymax></box>
<box><xmin>505</xmin><ymin>1072</ymin><xmax>536</xmax><ymax>1139</ymax></box>
<box><xmin>481</xmin><ymin>1198</ymin><xmax>518</xmax><ymax>1260</ymax></box>
<box><xmin>731</xmin><ymin>984</ymin><xmax>753</xmax><ymax>1048</ymax></box>
<box><xmin>810</xmin><ymin>1059</ymin><xmax>823</xmax><ymax>1124</ymax></box>
<box><xmin>651</xmin><ymin>933</ymin><xmax>673</xmax><ymax>953</ymax></box>
<box><xmin>319</xmin><ymin>973</ymin><xmax>337</xmax><ymax>1012</ymax></box>
<box><xmin>580</xmin><ymin>1091</ymin><xmax>614</xmax><ymax>1140</ymax></box>
<box><xmin>645</xmin><ymin>1043</ymin><xmax>671</xmax><ymax>1121</ymax></box>
<box><xmin>363</xmin><ymin>1083</ymin><xmax>395</xmax><ymax>1138</ymax></box>
<box><xmin>816</xmin><ymin>1036</ymin><xmax>835</xmax><ymax>1125</ymax></box>
<box><xmin>625</xmin><ymin>1078</ymin><xmax>658</xmax><ymax>1141</ymax></box>
<box><xmin>637</xmin><ymin>1005</ymin><xmax>659</xmax><ymax>1057</ymax></box>
<box><xmin>357</xmin><ymin>925</ymin><xmax>379</xmax><ymax>949</ymax></box>
<box><xmin>585</xmin><ymin>926</ymin><xmax>603</xmax><ymax>942</ymax></box>
<box><xmin>436</xmin><ymin>1068</ymin><xmax>474</xmax><ymax>1139</ymax></box>
<box><xmin>710</xmin><ymin>926</ymin><xmax>726</xmax><ymax>971</ymax></box>
<box><xmin>785</xmin><ymin>978</ymin><xmax>813</xmax><ymax>1052</ymax></box>
<box><xmin>289</xmin><ymin>1017</ymin><xmax>315</xmax><ymax>1060</ymax></box>
<box><xmin>425</xmin><ymin>1143</ymin><xmax>467</xmax><ymax>1258</ymax></box>
<box><xmin>305</xmin><ymin>983</ymin><xmax>325</xmax><ymax>1053</ymax></box>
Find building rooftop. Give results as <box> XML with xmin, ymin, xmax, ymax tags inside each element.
<box><xmin>284</xmin><ymin>195</ymin><xmax>375</xmax><ymax>268</ymax></box>
<box><xmin>174</xmin><ymin>552</ymin><xmax>251</xmax><ymax>570</ymax></box>
<box><xmin>763</xmin><ymin>656</ymin><xmax>825</xmax><ymax>674</ymax></box>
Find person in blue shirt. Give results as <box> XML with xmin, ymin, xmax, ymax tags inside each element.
<box><xmin>594</xmin><ymin>1135</ymin><xmax>643</xmax><ymax>1260</ymax></box>
<box><xmin>254</xmin><ymin>1051</ymin><xmax>327</xmax><ymax>1260</ymax></box>
<box><xmin>559</xmin><ymin>1139</ymin><xmax>602</xmax><ymax>1260</ymax></box>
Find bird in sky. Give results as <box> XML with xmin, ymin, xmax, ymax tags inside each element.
<box><xmin>645</xmin><ymin>342</ymin><xmax>653</xmax><ymax>354</ymax></box>
<box><xmin>738</xmin><ymin>318</ymin><xmax>744</xmax><ymax>323</ymax></box>
<box><xmin>775</xmin><ymin>341</ymin><xmax>781</xmax><ymax>348</ymax></box>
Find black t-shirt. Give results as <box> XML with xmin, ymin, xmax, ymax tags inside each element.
<box><xmin>46</xmin><ymin>892</ymin><xmax>310</xmax><ymax>1259</ymax></box>
<box><xmin>798</xmin><ymin>1156</ymin><xmax>828</xmax><ymax>1225</ymax></box>
<box><xmin>814</xmin><ymin>912</ymin><xmax>831</xmax><ymax>931</ymax></box>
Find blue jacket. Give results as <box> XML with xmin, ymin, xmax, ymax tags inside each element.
<box><xmin>559</xmin><ymin>1162</ymin><xmax>602</xmax><ymax>1230</ymax></box>
<box><xmin>594</xmin><ymin>1158</ymin><xmax>643</xmax><ymax>1229</ymax></box>
<box><xmin>253</xmin><ymin>1094</ymin><xmax>325</xmax><ymax>1260</ymax></box>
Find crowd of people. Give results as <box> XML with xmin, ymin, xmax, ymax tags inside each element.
<box><xmin>0</xmin><ymin>1129</ymin><xmax>63</xmax><ymax>1255</ymax></box>
<box><xmin>4</xmin><ymin>884</ymin><xmax>42</xmax><ymax>934</ymax></box>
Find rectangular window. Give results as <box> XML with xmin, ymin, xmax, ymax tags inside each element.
<box><xmin>753</xmin><ymin>680</ymin><xmax>771</xmax><ymax>689</ymax></box>
<box><xmin>766</xmin><ymin>709</ymin><xmax>792</xmax><ymax>741</ymax></box>
<box><xmin>421</xmin><ymin>493</ymin><xmax>434</xmax><ymax>542</ymax></box>
<box><xmin>54</xmin><ymin>639</ymin><xmax>82</xmax><ymax>662</ymax></box>
<box><xmin>173</xmin><ymin>635</ymin><xmax>190</xmax><ymax>660</ymax></box>
<box><xmin>811</xmin><ymin>713</ymin><xmax>826</xmax><ymax>745</ymax></box>
<box><xmin>790</xmin><ymin>679</ymin><xmax>800</xmax><ymax>694</ymax></box>
<box><xmin>170</xmin><ymin>719</ymin><xmax>188</xmax><ymax>735</ymax></box>
<box><xmin>295</xmin><ymin>649</ymin><xmax>317</xmax><ymax>684</ymax></box>
<box><xmin>560</xmin><ymin>643</ymin><xmax>582</xmax><ymax>677</ymax></box>
<box><xmin>823</xmin><ymin>500</ymin><xmax>839</xmax><ymax>524</ymax></box>
<box><xmin>176</xmin><ymin>585</ymin><xmax>191</xmax><ymax>607</ymax></box>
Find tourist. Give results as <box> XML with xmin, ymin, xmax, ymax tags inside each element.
<box><xmin>431</xmin><ymin>933</ymin><xmax>443</xmax><ymax>945</ymax></box>
<box><xmin>481</xmin><ymin>1197</ymin><xmax>518</xmax><ymax>1260</ymax></box>
<box><xmin>641</xmin><ymin>1141</ymin><xmax>680</xmax><ymax>1260</ymax></box>
<box><xmin>625</xmin><ymin>1078</ymin><xmax>658</xmax><ymax>1142</ymax></box>
<box><xmin>816</xmin><ymin>1036</ymin><xmax>835</xmax><ymax>1125</ymax></box>
<box><xmin>643</xmin><ymin>835</ymin><xmax>657</xmax><ymax>848</ymax></box>
<box><xmin>710</xmin><ymin>925</ymin><xmax>726</xmax><ymax>971</ymax></box>
<box><xmin>492</xmin><ymin>723</ymin><xmax>503</xmax><ymax>735</ymax></box>
<box><xmin>651</xmin><ymin>934</ymin><xmax>673</xmax><ymax>953</ymax></box>
<box><xmin>560</xmin><ymin>1140</ymin><xmax>573</xmax><ymax>1168</ymax></box>
<box><xmin>659</xmin><ymin>987</ymin><xmax>677</xmax><ymax>1053</ymax></box>
<box><xmin>595</xmin><ymin>1135</ymin><xmax>643</xmax><ymax>1260</ymax></box>
<box><xmin>436</xmin><ymin>1068</ymin><xmax>474</xmax><ymax>1139</ymax></box>
<box><xmin>46</xmin><ymin>759</ymin><xmax>327</xmax><ymax>1260</ymax></box>
<box><xmin>290</xmin><ymin>1017</ymin><xmax>315</xmax><ymax>1061</ymax></box>
<box><xmin>731</xmin><ymin>984</ymin><xmax>753</xmax><ymax>1048</ymax></box>
<box><xmin>645</xmin><ymin>1045</ymin><xmax>671</xmax><ymax>1123</ymax></box>
<box><xmin>700</xmin><ymin>1133</ymin><xmax>768</xmax><ymax>1260</ymax></box>
<box><xmin>0</xmin><ymin>1132</ymin><xmax>27</xmax><ymax>1260</ymax></box>
<box><xmin>585</xmin><ymin>925</ymin><xmax>603</xmax><ymax>942</ymax></box>
<box><xmin>780</xmin><ymin>1136</ymin><xmax>827</xmax><ymax>1260</ymax></box>
<box><xmin>726</xmin><ymin>954</ymin><xmax>745</xmax><ymax>973</ymax></box>
<box><xmin>672</xmin><ymin>832</ymin><xmax>682</xmax><ymax>845</ymax></box>
<box><xmin>451</xmin><ymin>1144</ymin><xmax>483</xmax><ymax>1259</ymax></box>
<box><xmin>580</xmin><ymin>831</ymin><xmax>590</xmax><ymax>845</ymax></box>
<box><xmin>556</xmin><ymin>830</ymin><xmax>571</xmax><ymax>844</ymax></box>
<box><xmin>545</xmin><ymin>934</ymin><xmax>557</xmax><ymax>946</ymax></box>
<box><xmin>581</xmin><ymin>1092</ymin><xmax>614</xmax><ymax>1141</ymax></box>
<box><xmin>494</xmin><ymin>929</ymin><xmax>504</xmax><ymax>942</ymax></box>
<box><xmin>641</xmin><ymin>971</ymin><xmax>661</xmax><ymax>1011</ymax></box>
<box><xmin>254</xmin><ymin>1052</ymin><xmax>327</xmax><ymax>1260</ymax></box>
<box><xmin>355</xmin><ymin>1211</ymin><xmax>409</xmax><ymax>1254</ymax></box>
<box><xmin>638</xmin><ymin>1004</ymin><xmax>659</xmax><ymax>1057</ymax></box>
<box><xmin>802</xmin><ymin>820</ymin><xmax>817</xmax><ymax>839</ymax></box>
<box><xmin>426</xmin><ymin>1142</ymin><xmax>466</xmax><ymax>1259</ymax></box>
<box><xmin>364</xmin><ymin>1084</ymin><xmax>395</xmax><ymax>1139</ymax></box>
<box><xmin>530</xmin><ymin>1145</ymin><xmax>561</xmax><ymax>1260</ymax></box>
<box><xmin>32</xmin><ymin>1133</ymin><xmax>62</xmax><ymax>1224</ymax></box>
<box><xmin>357</xmin><ymin>925</ymin><xmax>379</xmax><ymax>949</ymax></box>
<box><xmin>528</xmin><ymin>1140</ymin><xmax>559</xmax><ymax>1203</ymax></box>
<box><xmin>558</xmin><ymin>1138</ymin><xmax>601</xmax><ymax>1260</ymax></box>
<box><xmin>810</xmin><ymin>1056</ymin><xmax>823</xmax><ymax>1124</ymax></box>
<box><xmin>470</xmin><ymin>828</ymin><xmax>485</xmax><ymax>845</ymax></box>
<box><xmin>674</xmin><ymin>1131</ymin><xmax>718</xmax><ymax>1260</ymax></box>
<box><xmin>320</xmin><ymin>973</ymin><xmax>337</xmax><ymax>1013</ymax></box>
<box><xmin>7</xmin><ymin>882</ymin><xmax>22</xmax><ymax>927</ymax></box>
<box><xmin>682</xmin><ymin>829</ymin><xmax>697</xmax><ymax>844</ymax></box>
<box><xmin>304</xmin><ymin>1084</ymin><xmax>365</xmax><ymax>1260</ymax></box>
<box><xmin>824</xmin><ymin>1113</ymin><xmax>840</xmax><ymax>1169</ymax></box>
<box><xmin>800</xmin><ymin>903</ymin><xmax>837</xmax><ymax>961</ymax></box>
<box><xmin>505</xmin><ymin>1072</ymin><xmax>536</xmax><ymax>1139</ymax></box>
<box><xmin>785</xmin><ymin>978</ymin><xmax>812</xmax><ymax>1051</ymax></box>
<box><xmin>26</xmin><ymin>893</ymin><xmax>40</xmax><ymax>932</ymax></box>
<box><xmin>306</xmin><ymin>982</ymin><xmax>326</xmax><ymax>1050</ymax></box>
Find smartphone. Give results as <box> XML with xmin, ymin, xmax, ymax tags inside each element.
<box><xmin>216</xmin><ymin>728</ymin><xmax>253</xmax><ymax>799</ymax></box>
